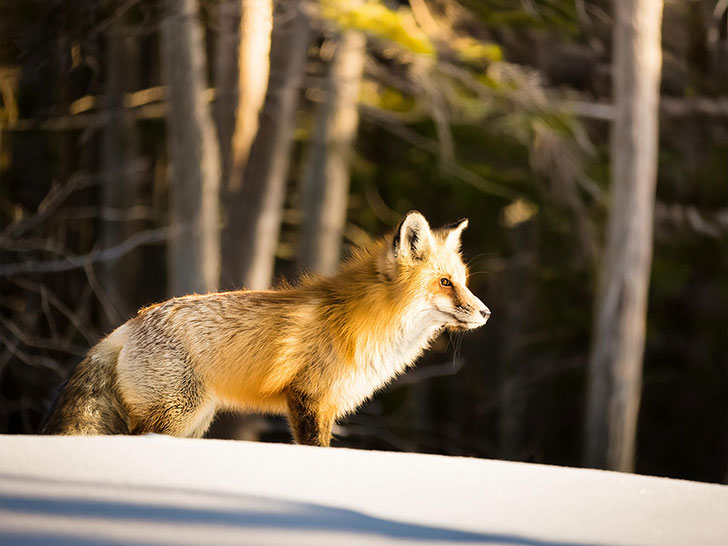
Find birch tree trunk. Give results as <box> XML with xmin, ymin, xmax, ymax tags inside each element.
<box><xmin>585</xmin><ymin>0</ymin><xmax>664</xmax><ymax>472</ymax></box>
<box><xmin>161</xmin><ymin>0</ymin><xmax>221</xmax><ymax>296</ymax></box>
<box><xmin>222</xmin><ymin>0</ymin><xmax>310</xmax><ymax>289</ymax></box>
<box><xmin>297</xmin><ymin>25</ymin><xmax>366</xmax><ymax>275</ymax></box>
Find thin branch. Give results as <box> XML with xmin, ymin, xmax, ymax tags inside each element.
<box><xmin>365</xmin><ymin>182</ymin><xmax>402</xmax><ymax>225</ymax></box>
<box><xmin>0</xmin><ymin>316</ymin><xmax>86</xmax><ymax>356</ymax></box>
<box><xmin>0</xmin><ymin>337</ymin><xmax>65</xmax><ymax>377</ymax></box>
<box><xmin>7</xmin><ymin>278</ymin><xmax>97</xmax><ymax>345</ymax></box>
<box><xmin>83</xmin><ymin>262</ymin><xmax>124</xmax><ymax>327</ymax></box>
<box><xmin>394</xmin><ymin>357</ymin><xmax>465</xmax><ymax>385</ymax></box>
<box><xmin>654</xmin><ymin>203</ymin><xmax>728</xmax><ymax>239</ymax></box>
<box><xmin>0</xmin><ymin>172</ymin><xmax>97</xmax><ymax>240</ymax></box>
<box><xmin>55</xmin><ymin>205</ymin><xmax>156</xmax><ymax>223</ymax></box>
<box><xmin>565</xmin><ymin>97</ymin><xmax>728</xmax><ymax>120</ymax></box>
<box><xmin>0</xmin><ymin>237</ymin><xmax>79</xmax><ymax>258</ymax></box>
<box><xmin>40</xmin><ymin>284</ymin><xmax>59</xmax><ymax>340</ymax></box>
<box><xmin>3</xmin><ymin>85</ymin><xmax>725</xmax><ymax>131</ymax></box>
<box><xmin>0</xmin><ymin>226</ymin><xmax>172</xmax><ymax>277</ymax></box>
<box><xmin>361</xmin><ymin>104</ymin><xmax>520</xmax><ymax>200</ymax></box>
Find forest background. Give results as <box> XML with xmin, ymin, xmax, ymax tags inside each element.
<box><xmin>0</xmin><ymin>0</ymin><xmax>726</xmax><ymax>484</ymax></box>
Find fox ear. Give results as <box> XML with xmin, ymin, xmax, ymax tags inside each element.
<box><xmin>393</xmin><ymin>211</ymin><xmax>434</xmax><ymax>261</ymax></box>
<box><xmin>442</xmin><ymin>218</ymin><xmax>469</xmax><ymax>250</ymax></box>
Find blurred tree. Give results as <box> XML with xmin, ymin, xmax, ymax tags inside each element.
<box><xmin>498</xmin><ymin>209</ymin><xmax>537</xmax><ymax>460</ymax></box>
<box><xmin>218</xmin><ymin>0</ymin><xmax>274</xmax><ymax>287</ymax></box>
<box><xmin>214</xmin><ymin>0</ymin><xmax>241</xmax><ymax>192</ymax></box>
<box><xmin>222</xmin><ymin>0</ymin><xmax>311</xmax><ymax>290</ymax></box>
<box><xmin>161</xmin><ymin>0</ymin><xmax>221</xmax><ymax>296</ymax></box>
<box><xmin>100</xmin><ymin>15</ymin><xmax>141</xmax><ymax>328</ymax></box>
<box><xmin>230</xmin><ymin>0</ymin><xmax>272</xmax><ymax>184</ymax></box>
<box><xmin>585</xmin><ymin>0</ymin><xmax>665</xmax><ymax>472</ymax></box>
<box><xmin>298</xmin><ymin>12</ymin><xmax>366</xmax><ymax>274</ymax></box>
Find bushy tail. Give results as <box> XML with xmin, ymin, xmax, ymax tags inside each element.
<box><xmin>43</xmin><ymin>340</ymin><xmax>130</xmax><ymax>435</ymax></box>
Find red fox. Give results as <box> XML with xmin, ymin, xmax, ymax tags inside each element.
<box><xmin>43</xmin><ymin>211</ymin><xmax>490</xmax><ymax>445</ymax></box>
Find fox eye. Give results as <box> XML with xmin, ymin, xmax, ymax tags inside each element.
<box><xmin>440</xmin><ymin>278</ymin><xmax>452</xmax><ymax>287</ymax></box>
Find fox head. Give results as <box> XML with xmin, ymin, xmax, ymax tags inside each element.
<box><xmin>379</xmin><ymin>211</ymin><xmax>490</xmax><ymax>331</ymax></box>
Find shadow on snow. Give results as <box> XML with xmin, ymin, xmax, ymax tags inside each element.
<box><xmin>0</xmin><ymin>474</ymin><xmax>602</xmax><ymax>546</ymax></box>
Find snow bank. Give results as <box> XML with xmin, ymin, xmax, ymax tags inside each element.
<box><xmin>1</xmin><ymin>435</ymin><xmax>726</xmax><ymax>545</ymax></box>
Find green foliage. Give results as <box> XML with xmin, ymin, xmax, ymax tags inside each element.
<box><xmin>320</xmin><ymin>0</ymin><xmax>435</xmax><ymax>56</ymax></box>
<box><xmin>320</xmin><ymin>0</ymin><xmax>503</xmax><ymax>64</ymax></box>
<box><xmin>454</xmin><ymin>37</ymin><xmax>503</xmax><ymax>63</ymax></box>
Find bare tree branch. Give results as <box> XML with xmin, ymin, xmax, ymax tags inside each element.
<box><xmin>360</xmin><ymin>104</ymin><xmax>520</xmax><ymax>200</ymax></box>
<box><xmin>6</xmin><ymin>278</ymin><xmax>97</xmax><ymax>345</ymax></box>
<box><xmin>0</xmin><ymin>316</ymin><xmax>86</xmax><ymax>356</ymax></box>
<box><xmin>0</xmin><ymin>226</ymin><xmax>172</xmax><ymax>277</ymax></box>
<box><xmin>0</xmin><ymin>173</ymin><xmax>97</xmax><ymax>240</ymax></box>
<box><xmin>393</xmin><ymin>357</ymin><xmax>465</xmax><ymax>385</ymax></box>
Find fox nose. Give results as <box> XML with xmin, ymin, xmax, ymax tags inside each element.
<box><xmin>480</xmin><ymin>307</ymin><xmax>491</xmax><ymax>320</ymax></box>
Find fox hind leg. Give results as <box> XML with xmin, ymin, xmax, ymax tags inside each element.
<box><xmin>127</xmin><ymin>365</ymin><xmax>215</xmax><ymax>438</ymax></box>
<box><xmin>119</xmin><ymin>342</ymin><xmax>217</xmax><ymax>438</ymax></box>
<box><xmin>131</xmin><ymin>397</ymin><xmax>215</xmax><ymax>437</ymax></box>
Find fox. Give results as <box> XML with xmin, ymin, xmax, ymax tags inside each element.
<box><xmin>43</xmin><ymin>211</ymin><xmax>490</xmax><ymax>446</ymax></box>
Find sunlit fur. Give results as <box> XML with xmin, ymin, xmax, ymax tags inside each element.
<box><xmin>43</xmin><ymin>211</ymin><xmax>490</xmax><ymax>445</ymax></box>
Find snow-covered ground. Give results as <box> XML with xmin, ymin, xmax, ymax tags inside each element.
<box><xmin>0</xmin><ymin>435</ymin><xmax>726</xmax><ymax>545</ymax></box>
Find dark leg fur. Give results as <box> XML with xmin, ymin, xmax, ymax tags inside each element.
<box><xmin>285</xmin><ymin>389</ymin><xmax>333</xmax><ymax>447</ymax></box>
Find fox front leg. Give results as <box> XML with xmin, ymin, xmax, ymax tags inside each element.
<box><xmin>285</xmin><ymin>389</ymin><xmax>333</xmax><ymax>447</ymax></box>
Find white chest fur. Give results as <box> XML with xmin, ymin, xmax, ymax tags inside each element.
<box><xmin>331</xmin><ymin>306</ymin><xmax>443</xmax><ymax>415</ymax></box>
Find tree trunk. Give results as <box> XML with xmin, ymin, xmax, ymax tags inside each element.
<box><xmin>230</xmin><ymin>0</ymin><xmax>272</xmax><ymax>188</ymax></box>
<box><xmin>161</xmin><ymin>0</ymin><xmax>221</xmax><ymax>297</ymax></box>
<box><xmin>100</xmin><ymin>21</ymin><xmax>141</xmax><ymax>329</ymax></box>
<box><xmin>499</xmin><ymin>219</ymin><xmax>536</xmax><ymax>460</ymax></box>
<box><xmin>297</xmin><ymin>25</ymin><xmax>366</xmax><ymax>275</ymax></box>
<box><xmin>585</xmin><ymin>0</ymin><xmax>664</xmax><ymax>472</ymax></box>
<box><xmin>222</xmin><ymin>0</ymin><xmax>310</xmax><ymax>290</ymax></box>
<box><xmin>213</xmin><ymin>0</ymin><xmax>240</xmax><ymax>192</ymax></box>
<box><xmin>214</xmin><ymin>0</ymin><xmax>272</xmax><ymax>194</ymax></box>
<box><xmin>219</xmin><ymin>0</ymin><xmax>274</xmax><ymax>288</ymax></box>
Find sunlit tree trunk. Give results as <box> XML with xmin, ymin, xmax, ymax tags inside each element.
<box><xmin>223</xmin><ymin>0</ymin><xmax>310</xmax><ymax>289</ymax></box>
<box><xmin>214</xmin><ymin>0</ymin><xmax>273</xmax><ymax>200</ymax></box>
<box><xmin>161</xmin><ymin>0</ymin><xmax>221</xmax><ymax>297</ymax></box>
<box><xmin>100</xmin><ymin>20</ymin><xmax>141</xmax><ymax>328</ymax></box>
<box><xmin>230</xmin><ymin>0</ymin><xmax>272</xmax><ymax>186</ymax></box>
<box><xmin>297</xmin><ymin>23</ymin><xmax>366</xmax><ymax>275</ymax></box>
<box><xmin>585</xmin><ymin>0</ymin><xmax>664</xmax><ymax>472</ymax></box>
<box><xmin>219</xmin><ymin>0</ymin><xmax>273</xmax><ymax>288</ymax></box>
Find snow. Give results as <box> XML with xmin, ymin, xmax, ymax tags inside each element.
<box><xmin>1</xmin><ymin>435</ymin><xmax>726</xmax><ymax>545</ymax></box>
